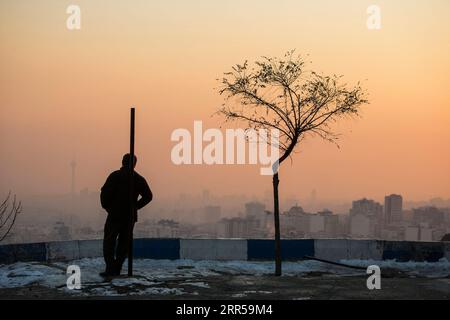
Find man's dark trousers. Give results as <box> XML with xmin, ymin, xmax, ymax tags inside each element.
<box><xmin>103</xmin><ymin>215</ymin><xmax>135</xmax><ymax>275</ymax></box>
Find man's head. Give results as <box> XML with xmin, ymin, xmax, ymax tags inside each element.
<box><xmin>122</xmin><ymin>153</ymin><xmax>137</xmax><ymax>169</ymax></box>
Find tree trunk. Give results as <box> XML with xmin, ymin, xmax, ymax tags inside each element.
<box><xmin>273</xmin><ymin>172</ymin><xmax>282</xmax><ymax>276</ymax></box>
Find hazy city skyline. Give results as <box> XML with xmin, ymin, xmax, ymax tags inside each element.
<box><xmin>1</xmin><ymin>0</ymin><xmax>450</xmax><ymax>203</ymax></box>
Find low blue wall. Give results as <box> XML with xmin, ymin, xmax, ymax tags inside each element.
<box><xmin>0</xmin><ymin>238</ymin><xmax>448</xmax><ymax>264</ymax></box>
<box><xmin>247</xmin><ymin>239</ymin><xmax>315</xmax><ymax>261</ymax></box>
<box><xmin>0</xmin><ymin>242</ymin><xmax>47</xmax><ymax>264</ymax></box>
<box><xmin>134</xmin><ymin>238</ymin><xmax>180</xmax><ymax>260</ymax></box>
<box><xmin>381</xmin><ymin>241</ymin><xmax>446</xmax><ymax>262</ymax></box>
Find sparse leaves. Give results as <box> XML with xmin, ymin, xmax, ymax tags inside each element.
<box><xmin>217</xmin><ymin>50</ymin><xmax>368</xmax><ymax>164</ymax></box>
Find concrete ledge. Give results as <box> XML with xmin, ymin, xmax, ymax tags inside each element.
<box><xmin>248</xmin><ymin>239</ymin><xmax>314</xmax><ymax>261</ymax></box>
<box><xmin>0</xmin><ymin>238</ymin><xmax>448</xmax><ymax>264</ymax></box>
<box><xmin>315</xmin><ymin>239</ymin><xmax>385</xmax><ymax>261</ymax></box>
<box><xmin>349</xmin><ymin>239</ymin><xmax>384</xmax><ymax>260</ymax></box>
<box><xmin>133</xmin><ymin>238</ymin><xmax>180</xmax><ymax>260</ymax></box>
<box><xmin>314</xmin><ymin>239</ymin><xmax>349</xmax><ymax>261</ymax></box>
<box><xmin>180</xmin><ymin>239</ymin><xmax>247</xmax><ymax>260</ymax></box>
<box><xmin>78</xmin><ymin>239</ymin><xmax>102</xmax><ymax>258</ymax></box>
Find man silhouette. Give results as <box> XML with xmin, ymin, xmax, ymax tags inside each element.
<box><xmin>100</xmin><ymin>153</ymin><xmax>153</xmax><ymax>277</ymax></box>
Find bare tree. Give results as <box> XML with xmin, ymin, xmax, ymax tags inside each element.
<box><xmin>217</xmin><ymin>51</ymin><xmax>368</xmax><ymax>276</ymax></box>
<box><xmin>0</xmin><ymin>192</ymin><xmax>22</xmax><ymax>242</ymax></box>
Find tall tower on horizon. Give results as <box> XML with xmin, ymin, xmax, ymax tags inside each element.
<box><xmin>70</xmin><ymin>159</ymin><xmax>76</xmax><ymax>195</ymax></box>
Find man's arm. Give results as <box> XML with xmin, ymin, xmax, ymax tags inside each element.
<box><xmin>100</xmin><ymin>172</ymin><xmax>117</xmax><ymax>210</ymax></box>
<box><xmin>136</xmin><ymin>177</ymin><xmax>153</xmax><ymax>210</ymax></box>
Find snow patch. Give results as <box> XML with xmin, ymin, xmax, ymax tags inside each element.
<box><xmin>1</xmin><ymin>257</ymin><xmax>449</xmax><ymax>296</ymax></box>
<box><xmin>340</xmin><ymin>258</ymin><xmax>450</xmax><ymax>277</ymax></box>
<box><xmin>182</xmin><ymin>282</ymin><xmax>210</xmax><ymax>288</ymax></box>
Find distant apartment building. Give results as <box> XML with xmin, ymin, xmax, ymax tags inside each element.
<box><xmin>350</xmin><ymin>198</ymin><xmax>383</xmax><ymax>218</ymax></box>
<box><xmin>202</xmin><ymin>206</ymin><xmax>221</xmax><ymax>224</ymax></box>
<box><xmin>245</xmin><ymin>202</ymin><xmax>266</xmax><ymax>217</ymax></box>
<box><xmin>309</xmin><ymin>214</ymin><xmax>325</xmax><ymax>234</ymax></box>
<box><xmin>404</xmin><ymin>206</ymin><xmax>449</xmax><ymax>241</ymax></box>
<box><xmin>218</xmin><ymin>217</ymin><xmax>250</xmax><ymax>238</ymax></box>
<box><xmin>412</xmin><ymin>206</ymin><xmax>445</xmax><ymax>228</ymax></box>
<box><xmin>442</xmin><ymin>208</ymin><xmax>450</xmax><ymax>224</ymax></box>
<box><xmin>384</xmin><ymin>194</ymin><xmax>403</xmax><ymax>225</ymax></box>
<box><xmin>280</xmin><ymin>206</ymin><xmax>339</xmax><ymax>238</ymax></box>
<box><xmin>320</xmin><ymin>210</ymin><xmax>339</xmax><ymax>236</ymax></box>
<box><xmin>245</xmin><ymin>201</ymin><xmax>271</xmax><ymax>236</ymax></box>
<box><xmin>309</xmin><ymin>210</ymin><xmax>338</xmax><ymax>236</ymax></box>
<box><xmin>349</xmin><ymin>198</ymin><xmax>383</xmax><ymax>238</ymax></box>
<box><xmin>380</xmin><ymin>226</ymin><xmax>403</xmax><ymax>241</ymax></box>
<box><xmin>134</xmin><ymin>219</ymin><xmax>180</xmax><ymax>238</ymax></box>
<box><xmin>281</xmin><ymin>205</ymin><xmax>308</xmax><ymax>237</ymax></box>
<box><xmin>216</xmin><ymin>202</ymin><xmax>271</xmax><ymax>239</ymax></box>
<box><xmin>404</xmin><ymin>225</ymin><xmax>433</xmax><ymax>241</ymax></box>
<box><xmin>350</xmin><ymin>214</ymin><xmax>372</xmax><ymax>238</ymax></box>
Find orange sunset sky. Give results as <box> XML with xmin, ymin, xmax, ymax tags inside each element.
<box><xmin>0</xmin><ymin>0</ymin><xmax>449</xmax><ymax>204</ymax></box>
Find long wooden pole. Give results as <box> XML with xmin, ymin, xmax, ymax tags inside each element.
<box><xmin>128</xmin><ymin>107</ymin><xmax>135</xmax><ymax>276</ymax></box>
<box><xmin>273</xmin><ymin>172</ymin><xmax>282</xmax><ymax>276</ymax></box>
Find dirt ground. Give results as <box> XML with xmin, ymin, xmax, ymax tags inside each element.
<box><xmin>2</xmin><ymin>271</ymin><xmax>450</xmax><ymax>300</ymax></box>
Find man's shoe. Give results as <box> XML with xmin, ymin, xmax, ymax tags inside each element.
<box><xmin>99</xmin><ymin>271</ymin><xmax>114</xmax><ymax>278</ymax></box>
<box><xmin>100</xmin><ymin>265</ymin><xmax>116</xmax><ymax>278</ymax></box>
<box><xmin>112</xmin><ymin>262</ymin><xmax>122</xmax><ymax>276</ymax></box>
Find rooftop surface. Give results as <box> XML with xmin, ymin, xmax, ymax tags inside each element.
<box><xmin>1</xmin><ymin>258</ymin><xmax>450</xmax><ymax>299</ymax></box>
